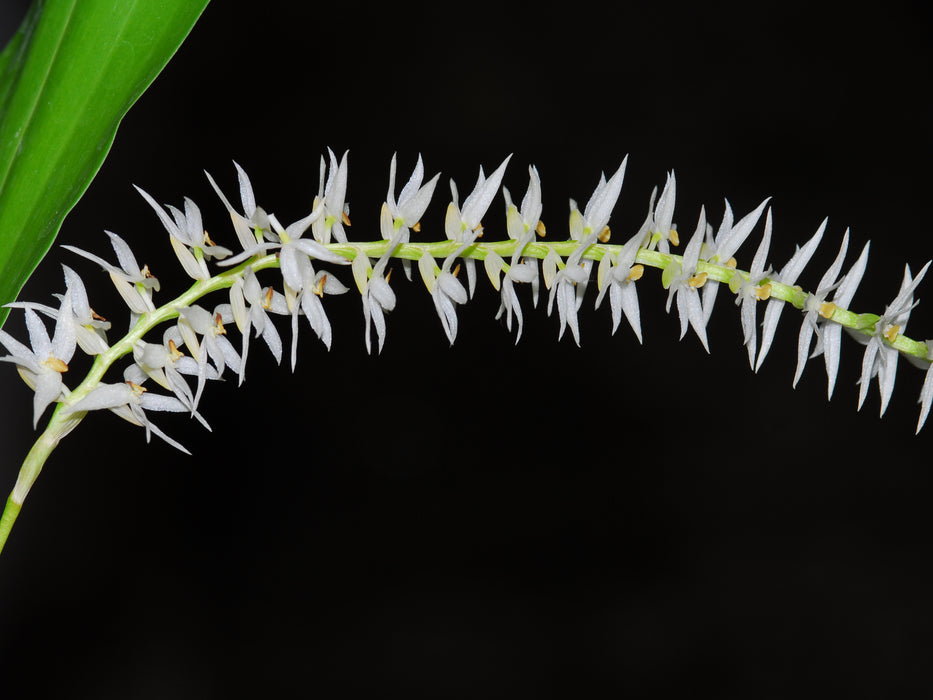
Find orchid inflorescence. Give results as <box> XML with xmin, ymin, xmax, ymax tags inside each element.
<box><xmin>2</xmin><ymin>148</ymin><xmax>933</xmax><ymax>552</ymax></box>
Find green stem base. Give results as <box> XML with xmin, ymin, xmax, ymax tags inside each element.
<box><xmin>0</xmin><ymin>495</ymin><xmax>22</xmax><ymax>557</ymax></box>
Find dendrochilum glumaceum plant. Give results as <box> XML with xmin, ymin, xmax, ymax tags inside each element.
<box><xmin>2</xmin><ymin>149</ymin><xmax>933</xmax><ymax>555</ymax></box>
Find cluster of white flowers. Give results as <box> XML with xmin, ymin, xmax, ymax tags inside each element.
<box><xmin>3</xmin><ymin>149</ymin><xmax>933</xmax><ymax>456</ymax></box>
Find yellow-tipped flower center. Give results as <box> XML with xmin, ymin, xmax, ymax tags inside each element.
<box><xmin>313</xmin><ymin>275</ymin><xmax>327</xmax><ymax>298</ymax></box>
<box><xmin>42</xmin><ymin>356</ymin><xmax>68</xmax><ymax>373</ymax></box>
<box><xmin>688</xmin><ymin>272</ymin><xmax>708</xmax><ymax>289</ymax></box>
<box><xmin>167</xmin><ymin>339</ymin><xmax>184</xmax><ymax>362</ymax></box>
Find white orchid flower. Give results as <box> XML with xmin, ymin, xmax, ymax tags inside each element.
<box><xmin>7</xmin><ymin>265</ymin><xmax>111</xmax><ymax>356</ymax></box>
<box><xmin>701</xmin><ymin>197</ymin><xmax>770</xmax><ymax>324</ymax></box>
<box><xmin>662</xmin><ymin>207</ymin><xmax>710</xmax><ymax>352</ymax></box>
<box><xmin>548</xmin><ymin>159</ymin><xmax>627</xmax><ymax>345</ymax></box>
<box><xmin>640</xmin><ymin>171</ymin><xmax>677</xmax><ymax>253</ymax></box>
<box><xmin>229</xmin><ymin>267</ymin><xmax>288</xmax><ymax>385</ymax></box>
<box><xmin>0</xmin><ymin>289</ymin><xmax>77</xmax><ymax>427</ymax></box>
<box><xmin>205</xmin><ymin>160</ymin><xmax>273</xmax><ymax>254</ymax></box>
<box><xmin>385</xmin><ymin>153</ymin><xmax>440</xmax><ymax>280</ymax></box>
<box><xmin>855</xmin><ymin>261</ymin><xmax>930</xmax><ymax>416</ymax></box>
<box><xmin>595</xmin><ymin>228</ymin><xmax>646</xmax><ymax>343</ymax></box>
<box><xmin>354</xmin><ymin>205</ymin><xmax>401</xmax><ymax>354</ymax></box>
<box><xmin>792</xmin><ymin>231</ymin><xmax>851</xmax><ymax>387</ymax></box>
<box><xmin>63</xmin><ymin>231</ymin><xmax>160</xmax><ymax>316</ymax></box>
<box><xmin>495</xmin><ymin>165</ymin><xmax>545</xmax><ymax>340</ymax></box>
<box><xmin>445</xmin><ymin>155</ymin><xmax>512</xmax><ymax>297</ymax></box>
<box><xmin>820</xmin><ymin>242</ymin><xmax>870</xmax><ymax>399</ymax></box>
<box><xmin>135</xmin><ymin>187</ymin><xmax>232</xmax><ymax>280</ymax></box>
<box><xmin>755</xmin><ymin>218</ymin><xmax>827</xmax><ymax>372</ymax></box>
<box><xmin>66</xmin><ymin>382</ymin><xmax>207</xmax><ymax>455</ymax></box>
<box><xmin>729</xmin><ymin>208</ymin><xmax>773</xmax><ymax>367</ymax></box>
<box><xmin>176</xmin><ymin>304</ymin><xmax>241</xmax><ymax>408</ymax></box>
<box><xmin>311</xmin><ymin>148</ymin><xmax>350</xmax><ymax>244</ymax></box>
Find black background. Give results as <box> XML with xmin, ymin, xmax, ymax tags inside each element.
<box><xmin>1</xmin><ymin>1</ymin><xmax>933</xmax><ymax>697</ymax></box>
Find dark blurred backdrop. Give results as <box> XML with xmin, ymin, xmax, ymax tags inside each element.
<box><xmin>1</xmin><ymin>1</ymin><xmax>932</xmax><ymax>697</ymax></box>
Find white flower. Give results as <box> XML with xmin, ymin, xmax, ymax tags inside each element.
<box><xmin>135</xmin><ymin>187</ymin><xmax>232</xmax><ymax>280</ymax></box>
<box><xmin>569</xmin><ymin>157</ymin><xmax>628</xmax><ymax>242</ymax></box>
<box><xmin>209</xmin><ymin>181</ymin><xmax>347</xmax><ymax>354</ymax></box>
<box><xmin>205</xmin><ymin>160</ymin><xmax>273</xmax><ymax>255</ymax></box>
<box><xmin>445</xmin><ymin>155</ymin><xmax>512</xmax><ymax>297</ymax></box>
<box><xmin>855</xmin><ymin>261</ymin><xmax>930</xmax><ymax>416</ymax></box>
<box><xmin>661</xmin><ymin>207</ymin><xmax>710</xmax><ymax>352</ymax></box>
<box><xmin>640</xmin><ymin>171</ymin><xmax>677</xmax><ymax>253</ymax></box>
<box><xmin>492</xmin><ymin>242</ymin><xmax>539</xmax><ymax>344</ymax></box>
<box><xmin>353</xmin><ymin>205</ymin><xmax>400</xmax><ymax>354</ymax></box>
<box><xmin>701</xmin><ymin>197</ymin><xmax>770</xmax><ymax>324</ymax></box>
<box><xmin>266</xmin><ymin>211</ymin><xmax>349</xmax><ymax>295</ymax></box>
<box><xmin>63</xmin><ymin>231</ymin><xmax>160</xmax><ymax>316</ymax></box>
<box><xmin>503</xmin><ymin>165</ymin><xmax>543</xmax><ymax>243</ymax></box>
<box><xmin>218</xmin><ymin>202</ymin><xmax>349</xmax><ymax>288</ymax></box>
<box><xmin>385</xmin><ymin>153</ymin><xmax>440</xmax><ymax>281</ymax></box>
<box><xmin>387</xmin><ymin>152</ymin><xmax>440</xmax><ymax>230</ymax></box>
<box><xmin>229</xmin><ymin>267</ymin><xmax>288</xmax><ymax>384</ymax></box>
<box><xmin>358</xmin><ymin>264</ymin><xmax>396</xmax><ymax>354</ymax></box>
<box><xmin>419</xmin><ymin>251</ymin><xmax>467</xmax><ymax>345</ymax></box>
<box><xmin>66</xmin><ymin>382</ymin><xmax>205</xmax><ymax>454</ymax></box>
<box><xmin>548</xmin><ymin>159</ymin><xmax>628</xmax><ymax>345</ymax></box>
<box><xmin>495</xmin><ymin>165</ymin><xmax>544</xmax><ymax>340</ymax></box>
<box><xmin>729</xmin><ymin>207</ymin><xmax>773</xmax><ymax>368</ymax></box>
<box><xmin>595</xmin><ymin>229</ymin><xmax>646</xmax><ymax>343</ymax></box>
<box><xmin>176</xmin><ymin>304</ymin><xmax>241</xmax><ymax>407</ymax></box>
<box><xmin>494</xmin><ymin>272</ymin><xmax>523</xmax><ymax>342</ymax></box>
<box><xmin>0</xmin><ymin>290</ymin><xmax>77</xmax><ymax>427</ymax></box>
<box><xmin>60</xmin><ymin>265</ymin><xmax>111</xmax><ymax>355</ymax></box>
<box><xmin>446</xmin><ymin>155</ymin><xmax>513</xmax><ymax>240</ymax></box>
<box><xmin>755</xmin><ymin>217</ymin><xmax>827</xmax><ymax>371</ymax></box>
<box><xmin>7</xmin><ymin>265</ymin><xmax>111</xmax><ymax>356</ymax></box>
<box><xmin>288</xmin><ymin>262</ymin><xmax>349</xmax><ymax>366</ymax></box>
<box><xmin>819</xmin><ymin>241</ymin><xmax>870</xmax><ymax>399</ymax></box>
<box><xmin>311</xmin><ymin>148</ymin><xmax>350</xmax><ymax>244</ymax></box>
<box><xmin>792</xmin><ymin>231</ymin><xmax>851</xmax><ymax>388</ymax></box>
<box><xmin>417</xmin><ymin>153</ymin><xmax>510</xmax><ymax>341</ymax></box>
<box><xmin>124</xmin><ymin>329</ymin><xmax>211</xmax><ymax>415</ymax></box>
<box><xmin>546</xmin><ymin>249</ymin><xmax>589</xmax><ymax>345</ymax></box>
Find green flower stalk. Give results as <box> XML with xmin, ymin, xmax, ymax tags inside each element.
<box><xmin>1</xmin><ymin>151</ymin><xmax>931</xmax><ymax>558</ymax></box>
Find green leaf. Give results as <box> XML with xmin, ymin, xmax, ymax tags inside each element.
<box><xmin>0</xmin><ymin>0</ymin><xmax>210</xmax><ymax>330</ymax></box>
